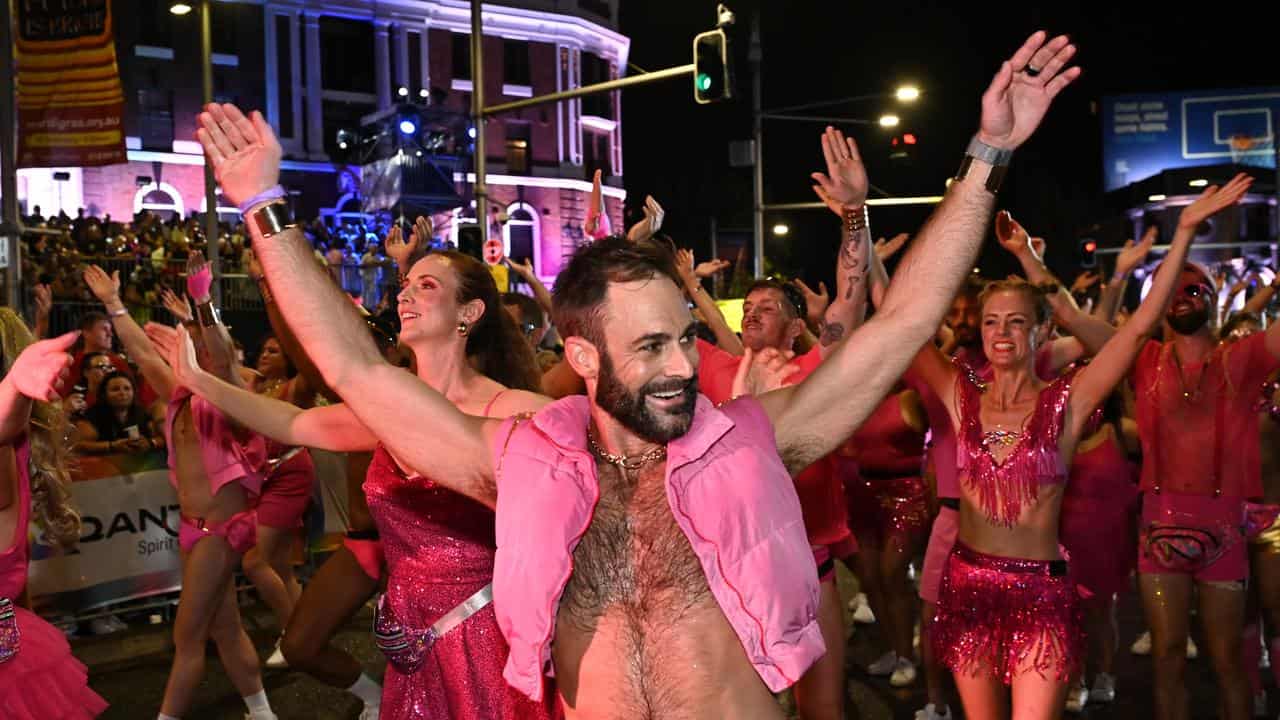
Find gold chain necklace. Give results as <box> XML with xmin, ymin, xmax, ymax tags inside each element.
<box><xmin>1170</xmin><ymin>345</ymin><xmax>1208</xmax><ymax>402</ymax></box>
<box><xmin>587</xmin><ymin>431</ymin><xmax>666</xmax><ymax>471</ymax></box>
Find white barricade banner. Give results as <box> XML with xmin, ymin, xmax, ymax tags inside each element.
<box><xmin>29</xmin><ymin>468</ymin><xmax>181</xmax><ymax>612</ymax></box>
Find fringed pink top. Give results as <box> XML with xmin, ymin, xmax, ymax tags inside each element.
<box><xmin>956</xmin><ymin>366</ymin><xmax>1075</xmax><ymax>527</ymax></box>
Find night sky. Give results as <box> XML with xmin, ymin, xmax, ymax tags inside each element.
<box><xmin>618</xmin><ymin>1</ymin><xmax>1277</xmax><ymax>291</ymax></box>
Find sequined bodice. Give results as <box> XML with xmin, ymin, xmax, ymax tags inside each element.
<box><xmin>364</xmin><ymin>445</ymin><xmax>497</xmax><ymax>627</ymax></box>
<box><xmin>957</xmin><ymin>368</ymin><xmax>1073</xmax><ymax>527</ymax></box>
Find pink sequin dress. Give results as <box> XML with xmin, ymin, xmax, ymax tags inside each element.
<box><xmin>0</xmin><ymin>439</ymin><xmax>108</xmax><ymax>718</ymax></box>
<box><xmin>364</xmin><ymin>445</ymin><xmax>561</xmax><ymax>720</ymax></box>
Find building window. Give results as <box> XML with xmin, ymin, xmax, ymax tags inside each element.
<box><xmin>581</xmin><ymin>53</ymin><xmax>611</xmax><ymax>119</ymax></box>
<box><xmin>135</xmin><ymin>89</ymin><xmax>173</xmax><ymax>151</ymax></box>
<box><xmin>583</xmin><ymin>129</ymin><xmax>610</xmax><ymax>179</ymax></box>
<box><xmin>133</xmin><ymin>182</ymin><xmax>185</xmax><ymax>220</ymax></box>
<box><xmin>320</xmin><ymin>16</ymin><xmax>375</xmax><ymax>93</ymax></box>
<box><xmin>408</xmin><ymin>32</ymin><xmax>423</xmax><ymax>96</ymax></box>
<box><xmin>451</xmin><ymin>33</ymin><xmax>471</xmax><ymax>80</ymax></box>
<box><xmin>135</xmin><ymin>0</ymin><xmax>174</xmax><ymax>46</ymax></box>
<box><xmin>503</xmin><ymin>202</ymin><xmax>539</xmax><ymax>267</ymax></box>
<box><xmin>504</xmin><ymin>40</ymin><xmax>531</xmax><ymax>87</ymax></box>
<box><xmin>505</xmin><ymin>123</ymin><xmax>531</xmax><ymax>174</ymax></box>
<box><xmin>275</xmin><ymin>15</ymin><xmax>294</xmax><ymax>136</ymax></box>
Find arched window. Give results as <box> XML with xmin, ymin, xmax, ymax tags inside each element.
<box><xmin>502</xmin><ymin>201</ymin><xmax>541</xmax><ymax>271</ymax></box>
<box><xmin>132</xmin><ymin>182</ymin><xmax>184</xmax><ymax>219</ymax></box>
<box><xmin>199</xmin><ymin>188</ymin><xmax>240</xmax><ymax>222</ymax></box>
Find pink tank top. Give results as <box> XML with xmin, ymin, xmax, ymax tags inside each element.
<box><xmin>843</xmin><ymin>389</ymin><xmax>926</xmax><ymax>478</ymax></box>
<box><xmin>1066</xmin><ymin>424</ymin><xmax>1136</xmax><ymax>503</ymax></box>
<box><xmin>956</xmin><ymin>366</ymin><xmax>1074</xmax><ymax>527</ymax></box>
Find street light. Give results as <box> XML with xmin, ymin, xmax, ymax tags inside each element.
<box><xmin>895</xmin><ymin>85</ymin><xmax>920</xmax><ymax>102</ymax></box>
<box><xmin>772</xmin><ymin>223</ymin><xmax>789</xmax><ymax>236</ymax></box>
<box><xmin>169</xmin><ymin>2</ymin><xmax>192</xmax><ymax>14</ymax></box>
<box><xmin>878</xmin><ymin>114</ymin><xmax>900</xmax><ymax>128</ymax></box>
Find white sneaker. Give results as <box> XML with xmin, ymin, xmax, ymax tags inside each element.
<box><xmin>1130</xmin><ymin>631</ymin><xmax>1152</xmax><ymax>655</ymax></box>
<box><xmin>890</xmin><ymin>657</ymin><xmax>918</xmax><ymax>687</ymax></box>
<box><xmin>1186</xmin><ymin>636</ymin><xmax>1198</xmax><ymax>659</ymax></box>
<box><xmin>867</xmin><ymin>650</ymin><xmax>898</xmax><ymax>676</ymax></box>
<box><xmin>265</xmin><ymin>638</ymin><xmax>288</xmax><ymax>669</ymax></box>
<box><xmin>851</xmin><ymin>593</ymin><xmax>876</xmax><ymax>624</ymax></box>
<box><xmin>1064</xmin><ymin>683</ymin><xmax>1089</xmax><ymax>712</ymax></box>
<box><xmin>1090</xmin><ymin>672</ymin><xmax>1116</xmax><ymax>703</ymax></box>
<box><xmin>1254</xmin><ymin>691</ymin><xmax>1267</xmax><ymax>717</ymax></box>
<box><xmin>913</xmin><ymin>703</ymin><xmax>952</xmax><ymax>720</ymax></box>
<box><xmin>358</xmin><ymin>705</ymin><xmax>381</xmax><ymax>720</ymax></box>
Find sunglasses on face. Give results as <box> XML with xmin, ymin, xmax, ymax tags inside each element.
<box><xmin>1180</xmin><ymin>283</ymin><xmax>1213</xmax><ymax>299</ymax></box>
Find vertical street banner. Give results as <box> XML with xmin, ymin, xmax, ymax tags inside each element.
<box><xmin>13</xmin><ymin>0</ymin><xmax>127</xmax><ymax>168</ymax></box>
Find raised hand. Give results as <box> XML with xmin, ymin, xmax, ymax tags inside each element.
<box><xmin>385</xmin><ymin>224</ymin><xmax>413</xmax><ymax>271</ymax></box>
<box><xmin>1115</xmin><ymin>225</ymin><xmax>1157</xmax><ymax>277</ymax></box>
<box><xmin>695</xmin><ymin>258</ymin><xmax>731</xmax><ymax>278</ymax></box>
<box><xmin>196</xmin><ymin>103</ymin><xmax>281</xmax><ymax>208</ymax></box>
<box><xmin>994</xmin><ymin>210</ymin><xmax>1033</xmax><ymax>257</ymax></box>
<box><xmin>1178</xmin><ymin>173</ymin><xmax>1253</xmax><ymax>230</ymax></box>
<box><xmin>584</xmin><ymin>169</ymin><xmax>610</xmax><ymax>239</ymax></box>
<box><xmin>674</xmin><ymin>248</ymin><xmax>699</xmax><ymax>288</ymax></box>
<box><xmin>627</xmin><ymin>195</ymin><xmax>665</xmax><ymax>244</ymax></box>
<box><xmin>411</xmin><ymin>216</ymin><xmax>433</xmax><ymax>248</ymax></box>
<box><xmin>810</xmin><ymin>126</ymin><xmax>869</xmax><ymax>215</ymax></box>
<box><xmin>83</xmin><ymin>265</ymin><xmax>121</xmax><ymax>304</ymax></box>
<box><xmin>186</xmin><ymin>250</ymin><xmax>212</xmax><ymax>303</ymax></box>
<box><xmin>791</xmin><ymin>278</ymin><xmax>830</xmax><ymax>328</ymax></box>
<box><xmin>144</xmin><ymin>322</ymin><xmax>180</xmax><ymax>368</ymax></box>
<box><xmin>1070</xmin><ymin>271</ymin><xmax>1100</xmax><ymax>295</ymax></box>
<box><xmin>169</xmin><ymin>325</ymin><xmax>206</xmax><ymax>388</ymax></box>
<box><xmin>160</xmin><ymin>288</ymin><xmax>193</xmax><ymax>323</ymax></box>
<box><xmin>874</xmin><ymin>233</ymin><xmax>910</xmax><ymax>262</ymax></box>
<box><xmin>6</xmin><ymin>331</ymin><xmax>78</xmax><ymax>401</ymax></box>
<box><xmin>731</xmin><ymin>346</ymin><xmax>799</xmax><ymax>399</ymax></box>
<box><xmin>33</xmin><ymin>283</ymin><xmax>52</xmax><ymax>319</ymax></box>
<box><xmin>506</xmin><ymin>257</ymin><xmax>535</xmax><ymax>280</ymax></box>
<box><xmin>978</xmin><ymin>31</ymin><xmax>1082</xmax><ymax>150</ymax></box>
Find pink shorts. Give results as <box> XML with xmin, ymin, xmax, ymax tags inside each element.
<box><xmin>256</xmin><ymin>450</ymin><xmax>316</xmax><ymax>529</ymax></box>
<box><xmin>342</xmin><ymin>535</ymin><xmax>385</xmax><ymax>582</ymax></box>
<box><xmin>1137</xmin><ymin>492</ymin><xmax>1248</xmax><ymax>584</ymax></box>
<box><xmin>179</xmin><ymin>510</ymin><xmax>258</xmax><ymax>554</ymax></box>
<box><xmin>812</xmin><ymin>545</ymin><xmax>836</xmax><ymax>584</ymax></box>
<box><xmin>919</xmin><ymin>504</ymin><xmax>959</xmax><ymax>605</ymax></box>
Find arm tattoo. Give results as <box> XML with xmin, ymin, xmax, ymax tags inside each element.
<box><xmin>820</xmin><ymin>322</ymin><xmax>846</xmax><ymax>347</ymax></box>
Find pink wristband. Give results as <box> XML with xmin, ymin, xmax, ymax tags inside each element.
<box><xmin>187</xmin><ymin>265</ymin><xmax>213</xmax><ymax>301</ymax></box>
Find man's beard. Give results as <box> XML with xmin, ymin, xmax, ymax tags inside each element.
<box><xmin>596</xmin><ymin>351</ymin><xmax>698</xmax><ymax>444</ymax></box>
<box><xmin>1168</xmin><ymin>305</ymin><xmax>1210</xmax><ymax>335</ymax></box>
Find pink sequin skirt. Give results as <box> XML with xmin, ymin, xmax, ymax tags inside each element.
<box><xmin>933</xmin><ymin>542</ymin><xmax>1082</xmax><ymax>684</ymax></box>
<box><xmin>845</xmin><ymin>473</ymin><xmax>930</xmax><ymax>547</ymax></box>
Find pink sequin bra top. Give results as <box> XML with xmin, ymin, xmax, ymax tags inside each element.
<box><xmin>957</xmin><ymin>365</ymin><xmax>1075</xmax><ymax>527</ymax></box>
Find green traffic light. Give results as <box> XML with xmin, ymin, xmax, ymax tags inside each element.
<box><xmin>697</xmin><ymin>73</ymin><xmax>712</xmax><ymax>91</ymax></box>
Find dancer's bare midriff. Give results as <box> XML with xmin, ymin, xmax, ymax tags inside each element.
<box><xmin>551</xmin><ymin>460</ymin><xmax>784</xmax><ymax>720</ymax></box>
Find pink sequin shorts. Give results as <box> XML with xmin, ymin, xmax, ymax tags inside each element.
<box><xmin>933</xmin><ymin>541</ymin><xmax>1082</xmax><ymax>684</ymax></box>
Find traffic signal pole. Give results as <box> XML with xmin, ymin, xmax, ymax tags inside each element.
<box><xmin>481</xmin><ymin>64</ymin><xmax>696</xmax><ymax>117</ymax></box>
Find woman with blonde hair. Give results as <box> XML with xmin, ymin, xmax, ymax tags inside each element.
<box><xmin>0</xmin><ymin>307</ymin><xmax>108</xmax><ymax>718</ymax></box>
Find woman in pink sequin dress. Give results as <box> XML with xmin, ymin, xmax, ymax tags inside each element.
<box><xmin>910</xmin><ymin>180</ymin><xmax>1251</xmax><ymax>718</ymax></box>
<box><xmin>170</xmin><ymin>247</ymin><xmax>561</xmax><ymax>719</ymax></box>
<box><xmin>0</xmin><ymin>317</ymin><xmax>108</xmax><ymax>718</ymax></box>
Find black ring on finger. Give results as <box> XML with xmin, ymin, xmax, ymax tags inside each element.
<box><xmin>1023</xmin><ymin>65</ymin><xmax>1042</xmax><ymax>78</ymax></box>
